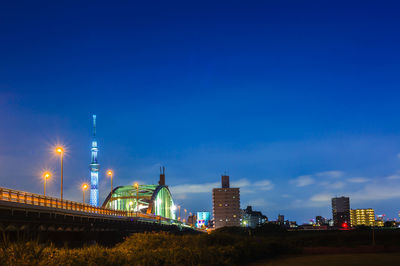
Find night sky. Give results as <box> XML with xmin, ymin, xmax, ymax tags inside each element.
<box><xmin>1</xmin><ymin>0</ymin><xmax>400</xmax><ymax>223</ymax></box>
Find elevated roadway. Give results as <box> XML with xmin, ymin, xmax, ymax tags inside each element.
<box><xmin>0</xmin><ymin>187</ymin><xmax>197</xmax><ymax>244</ymax></box>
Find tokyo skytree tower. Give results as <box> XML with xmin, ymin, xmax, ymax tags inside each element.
<box><xmin>89</xmin><ymin>115</ymin><xmax>100</xmax><ymax>206</ymax></box>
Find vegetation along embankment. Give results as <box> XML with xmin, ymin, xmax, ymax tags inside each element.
<box><xmin>2</xmin><ymin>224</ymin><xmax>400</xmax><ymax>265</ymax></box>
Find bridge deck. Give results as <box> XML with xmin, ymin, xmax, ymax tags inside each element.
<box><xmin>0</xmin><ymin>187</ymin><xmax>177</xmax><ymax>223</ymax></box>
<box><xmin>0</xmin><ymin>187</ymin><xmax>199</xmax><ymax>244</ymax></box>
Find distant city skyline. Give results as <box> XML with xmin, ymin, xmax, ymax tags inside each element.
<box><xmin>1</xmin><ymin>1</ymin><xmax>400</xmax><ymax>223</ymax></box>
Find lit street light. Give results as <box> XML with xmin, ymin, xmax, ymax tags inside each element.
<box><xmin>178</xmin><ymin>205</ymin><xmax>181</xmax><ymax>221</ymax></box>
<box><xmin>184</xmin><ymin>209</ymin><xmax>187</xmax><ymax>223</ymax></box>
<box><xmin>55</xmin><ymin>146</ymin><xmax>64</xmax><ymax>200</ymax></box>
<box><xmin>42</xmin><ymin>171</ymin><xmax>51</xmax><ymax>196</ymax></box>
<box><xmin>107</xmin><ymin>170</ymin><xmax>113</xmax><ymax>195</ymax></box>
<box><xmin>82</xmin><ymin>183</ymin><xmax>88</xmax><ymax>204</ymax></box>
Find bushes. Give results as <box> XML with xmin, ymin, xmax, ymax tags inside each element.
<box><xmin>0</xmin><ymin>232</ymin><xmax>294</xmax><ymax>266</ymax></box>
<box><xmin>3</xmin><ymin>229</ymin><xmax>399</xmax><ymax>265</ymax></box>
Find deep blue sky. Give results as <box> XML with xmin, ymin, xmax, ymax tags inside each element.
<box><xmin>1</xmin><ymin>0</ymin><xmax>400</xmax><ymax>223</ymax></box>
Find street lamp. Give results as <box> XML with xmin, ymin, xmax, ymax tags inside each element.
<box><xmin>107</xmin><ymin>170</ymin><xmax>113</xmax><ymax>195</ymax></box>
<box><xmin>178</xmin><ymin>205</ymin><xmax>181</xmax><ymax>221</ymax></box>
<box><xmin>82</xmin><ymin>183</ymin><xmax>88</xmax><ymax>204</ymax></box>
<box><xmin>55</xmin><ymin>146</ymin><xmax>64</xmax><ymax>200</ymax></box>
<box><xmin>42</xmin><ymin>171</ymin><xmax>51</xmax><ymax>196</ymax></box>
<box><xmin>134</xmin><ymin>182</ymin><xmax>139</xmax><ymax>213</ymax></box>
<box><xmin>184</xmin><ymin>209</ymin><xmax>187</xmax><ymax>223</ymax></box>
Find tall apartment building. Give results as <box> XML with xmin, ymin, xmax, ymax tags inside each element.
<box><xmin>212</xmin><ymin>175</ymin><xmax>240</xmax><ymax>228</ymax></box>
<box><xmin>350</xmin><ymin>208</ymin><xmax>375</xmax><ymax>227</ymax></box>
<box><xmin>332</xmin><ymin>196</ymin><xmax>350</xmax><ymax>227</ymax></box>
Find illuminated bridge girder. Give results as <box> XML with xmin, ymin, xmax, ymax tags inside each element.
<box><xmin>102</xmin><ymin>185</ymin><xmax>176</xmax><ymax>220</ymax></box>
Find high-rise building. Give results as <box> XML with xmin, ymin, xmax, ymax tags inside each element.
<box><xmin>332</xmin><ymin>196</ymin><xmax>350</xmax><ymax>227</ymax></box>
<box><xmin>212</xmin><ymin>175</ymin><xmax>240</xmax><ymax>228</ymax></box>
<box><xmin>350</xmin><ymin>209</ymin><xmax>375</xmax><ymax>227</ymax></box>
<box><xmin>89</xmin><ymin>115</ymin><xmax>100</xmax><ymax>206</ymax></box>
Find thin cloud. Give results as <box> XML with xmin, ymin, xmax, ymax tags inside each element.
<box><xmin>290</xmin><ymin>175</ymin><xmax>315</xmax><ymax>187</ymax></box>
<box><xmin>350</xmin><ymin>181</ymin><xmax>400</xmax><ymax>202</ymax></box>
<box><xmin>231</xmin><ymin>178</ymin><xmax>251</xmax><ymax>188</ymax></box>
<box><xmin>254</xmin><ymin>180</ymin><xmax>274</xmax><ymax>191</ymax></box>
<box><xmin>246</xmin><ymin>198</ymin><xmax>268</xmax><ymax>207</ymax></box>
<box><xmin>348</xmin><ymin>177</ymin><xmax>369</xmax><ymax>183</ymax></box>
<box><xmin>316</xmin><ymin>171</ymin><xmax>344</xmax><ymax>178</ymax></box>
<box><xmin>319</xmin><ymin>181</ymin><xmax>345</xmax><ymax>189</ymax></box>
<box><xmin>387</xmin><ymin>175</ymin><xmax>400</xmax><ymax>180</ymax></box>
<box><xmin>170</xmin><ymin>178</ymin><xmax>274</xmax><ymax>197</ymax></box>
<box><xmin>331</xmin><ymin>181</ymin><xmax>345</xmax><ymax>189</ymax></box>
<box><xmin>170</xmin><ymin>182</ymin><xmax>220</xmax><ymax>194</ymax></box>
<box><xmin>310</xmin><ymin>193</ymin><xmax>332</xmax><ymax>202</ymax></box>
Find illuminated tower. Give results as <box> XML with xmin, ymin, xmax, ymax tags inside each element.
<box><xmin>89</xmin><ymin>115</ymin><xmax>100</xmax><ymax>206</ymax></box>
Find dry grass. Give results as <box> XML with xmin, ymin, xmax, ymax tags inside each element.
<box><xmin>251</xmin><ymin>253</ymin><xmax>400</xmax><ymax>266</ymax></box>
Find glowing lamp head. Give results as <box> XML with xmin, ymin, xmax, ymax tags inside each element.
<box><xmin>55</xmin><ymin>146</ymin><xmax>64</xmax><ymax>154</ymax></box>
<box><xmin>107</xmin><ymin>170</ymin><xmax>113</xmax><ymax>176</ymax></box>
<box><xmin>82</xmin><ymin>183</ymin><xmax>88</xmax><ymax>190</ymax></box>
<box><xmin>43</xmin><ymin>171</ymin><xmax>51</xmax><ymax>179</ymax></box>
<box><xmin>134</xmin><ymin>182</ymin><xmax>139</xmax><ymax>189</ymax></box>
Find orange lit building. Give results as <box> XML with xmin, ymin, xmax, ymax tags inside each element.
<box><xmin>350</xmin><ymin>208</ymin><xmax>375</xmax><ymax>227</ymax></box>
